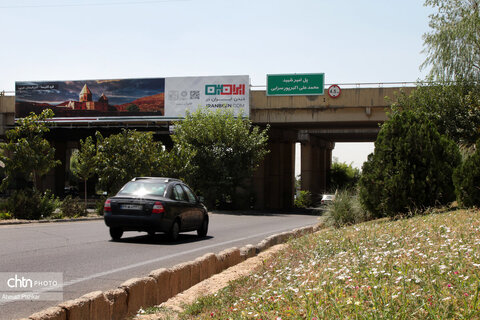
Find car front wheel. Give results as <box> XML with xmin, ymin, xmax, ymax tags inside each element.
<box><xmin>109</xmin><ymin>227</ymin><xmax>123</xmax><ymax>241</ymax></box>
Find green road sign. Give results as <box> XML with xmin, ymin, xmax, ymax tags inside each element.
<box><xmin>267</xmin><ymin>73</ymin><xmax>325</xmax><ymax>96</ymax></box>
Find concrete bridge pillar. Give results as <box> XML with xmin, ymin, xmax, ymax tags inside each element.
<box><xmin>253</xmin><ymin>128</ymin><xmax>296</xmax><ymax>210</ymax></box>
<box><xmin>326</xmin><ymin>147</ymin><xmax>333</xmax><ymax>190</ymax></box>
<box><xmin>299</xmin><ymin>133</ymin><xmax>334</xmax><ymax>196</ymax></box>
<box><xmin>300</xmin><ymin>142</ymin><xmax>320</xmax><ymax>194</ymax></box>
<box><xmin>43</xmin><ymin>141</ymin><xmax>80</xmax><ymax>196</ymax></box>
<box><xmin>0</xmin><ymin>95</ymin><xmax>15</xmax><ymax>139</ymax></box>
<box><xmin>41</xmin><ymin>140</ymin><xmax>67</xmax><ymax>194</ymax></box>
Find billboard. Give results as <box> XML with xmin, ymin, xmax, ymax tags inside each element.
<box><xmin>164</xmin><ymin>75</ymin><xmax>249</xmax><ymax>117</ymax></box>
<box><xmin>15</xmin><ymin>75</ymin><xmax>249</xmax><ymax>120</ymax></box>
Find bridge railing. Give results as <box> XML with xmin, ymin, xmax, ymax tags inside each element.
<box><xmin>1</xmin><ymin>82</ymin><xmax>420</xmax><ymax>95</ymax></box>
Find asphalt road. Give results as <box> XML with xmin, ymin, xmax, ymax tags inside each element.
<box><xmin>0</xmin><ymin>212</ymin><xmax>320</xmax><ymax>320</ymax></box>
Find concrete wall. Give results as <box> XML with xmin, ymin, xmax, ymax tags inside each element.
<box><xmin>250</xmin><ymin>87</ymin><xmax>414</xmax><ymax>124</ymax></box>
<box><xmin>251</xmin><ymin>87</ymin><xmax>413</xmax><ymax>109</ymax></box>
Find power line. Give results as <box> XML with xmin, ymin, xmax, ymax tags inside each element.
<box><xmin>0</xmin><ymin>0</ymin><xmax>190</xmax><ymax>9</ymax></box>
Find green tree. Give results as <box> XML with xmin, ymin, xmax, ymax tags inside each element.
<box><xmin>160</xmin><ymin>144</ymin><xmax>196</xmax><ymax>180</ymax></box>
<box><xmin>359</xmin><ymin>110</ymin><xmax>460</xmax><ymax>217</ymax></box>
<box><xmin>422</xmin><ymin>0</ymin><xmax>480</xmax><ymax>80</ymax></box>
<box><xmin>393</xmin><ymin>81</ymin><xmax>480</xmax><ymax>146</ymax></box>
<box><xmin>71</xmin><ymin>136</ymin><xmax>97</xmax><ymax>209</ymax></box>
<box><xmin>0</xmin><ymin>109</ymin><xmax>60</xmax><ymax>191</ymax></box>
<box><xmin>95</xmin><ymin>129</ymin><xmax>167</xmax><ymax>194</ymax></box>
<box><xmin>329</xmin><ymin>159</ymin><xmax>361</xmax><ymax>191</ymax></box>
<box><xmin>453</xmin><ymin>139</ymin><xmax>480</xmax><ymax>207</ymax></box>
<box><xmin>172</xmin><ymin>108</ymin><xmax>269</xmax><ymax>208</ymax></box>
<box><xmin>0</xmin><ymin>109</ymin><xmax>60</xmax><ymax>219</ymax></box>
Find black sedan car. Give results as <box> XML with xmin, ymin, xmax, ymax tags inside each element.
<box><xmin>103</xmin><ymin>177</ymin><xmax>208</xmax><ymax>241</ymax></box>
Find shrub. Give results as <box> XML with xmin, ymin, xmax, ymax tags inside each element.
<box><xmin>325</xmin><ymin>190</ymin><xmax>370</xmax><ymax>228</ymax></box>
<box><xmin>294</xmin><ymin>190</ymin><xmax>313</xmax><ymax>208</ymax></box>
<box><xmin>5</xmin><ymin>189</ymin><xmax>59</xmax><ymax>220</ymax></box>
<box><xmin>453</xmin><ymin>140</ymin><xmax>480</xmax><ymax>207</ymax></box>
<box><xmin>0</xmin><ymin>212</ymin><xmax>12</xmax><ymax>220</ymax></box>
<box><xmin>96</xmin><ymin>196</ymin><xmax>107</xmax><ymax>216</ymax></box>
<box><xmin>359</xmin><ymin>110</ymin><xmax>460</xmax><ymax>218</ymax></box>
<box><xmin>60</xmin><ymin>195</ymin><xmax>87</xmax><ymax>218</ymax></box>
<box><xmin>329</xmin><ymin>160</ymin><xmax>361</xmax><ymax>190</ymax></box>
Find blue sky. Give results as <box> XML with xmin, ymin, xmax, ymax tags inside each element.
<box><xmin>0</xmin><ymin>0</ymin><xmax>433</xmax><ymax>168</ymax></box>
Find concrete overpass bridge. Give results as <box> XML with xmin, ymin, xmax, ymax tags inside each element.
<box><xmin>0</xmin><ymin>85</ymin><xmax>413</xmax><ymax>209</ymax></box>
<box><xmin>249</xmin><ymin>85</ymin><xmax>413</xmax><ymax>209</ymax></box>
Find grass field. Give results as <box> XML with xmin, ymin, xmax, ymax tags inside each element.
<box><xmin>147</xmin><ymin>208</ymin><xmax>480</xmax><ymax>319</ymax></box>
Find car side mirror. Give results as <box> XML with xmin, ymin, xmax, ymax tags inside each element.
<box><xmin>198</xmin><ymin>196</ymin><xmax>205</xmax><ymax>203</ymax></box>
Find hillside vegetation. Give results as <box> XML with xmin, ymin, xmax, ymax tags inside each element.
<box><xmin>172</xmin><ymin>209</ymin><xmax>480</xmax><ymax>319</ymax></box>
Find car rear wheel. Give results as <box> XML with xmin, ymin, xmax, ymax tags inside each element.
<box><xmin>109</xmin><ymin>227</ymin><xmax>123</xmax><ymax>241</ymax></box>
<box><xmin>197</xmin><ymin>217</ymin><xmax>208</xmax><ymax>237</ymax></box>
<box><xmin>168</xmin><ymin>220</ymin><xmax>180</xmax><ymax>241</ymax></box>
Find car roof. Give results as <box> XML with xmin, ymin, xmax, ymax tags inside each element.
<box><xmin>131</xmin><ymin>177</ymin><xmax>183</xmax><ymax>183</ymax></box>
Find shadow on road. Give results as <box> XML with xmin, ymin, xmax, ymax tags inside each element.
<box><xmin>211</xmin><ymin>209</ymin><xmax>322</xmax><ymax>216</ymax></box>
<box><xmin>109</xmin><ymin>233</ymin><xmax>214</xmax><ymax>245</ymax></box>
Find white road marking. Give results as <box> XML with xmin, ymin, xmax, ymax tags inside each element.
<box><xmin>64</xmin><ymin>228</ymin><xmax>286</xmax><ymax>287</ymax></box>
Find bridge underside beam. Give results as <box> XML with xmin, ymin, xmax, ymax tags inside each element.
<box><xmin>251</xmin><ymin>105</ymin><xmax>388</xmax><ymax>128</ymax></box>
<box><xmin>297</xmin><ymin>127</ymin><xmax>380</xmax><ymax>142</ymax></box>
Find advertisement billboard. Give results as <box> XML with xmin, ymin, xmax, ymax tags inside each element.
<box><xmin>15</xmin><ymin>75</ymin><xmax>249</xmax><ymax>120</ymax></box>
<box><xmin>165</xmin><ymin>76</ymin><xmax>249</xmax><ymax>117</ymax></box>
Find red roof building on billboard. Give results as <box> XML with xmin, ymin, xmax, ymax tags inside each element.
<box><xmin>61</xmin><ymin>84</ymin><xmax>109</xmax><ymax>111</ymax></box>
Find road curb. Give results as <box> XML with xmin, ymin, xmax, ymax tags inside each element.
<box><xmin>0</xmin><ymin>216</ymin><xmax>104</xmax><ymax>226</ymax></box>
<box><xmin>24</xmin><ymin>223</ymin><xmax>323</xmax><ymax>320</ymax></box>
<box><xmin>1</xmin><ymin>210</ymin><xmax>316</xmax><ymax>226</ymax></box>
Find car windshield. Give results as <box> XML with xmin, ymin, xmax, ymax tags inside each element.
<box><xmin>117</xmin><ymin>181</ymin><xmax>167</xmax><ymax>197</ymax></box>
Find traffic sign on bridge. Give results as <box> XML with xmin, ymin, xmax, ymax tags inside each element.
<box><xmin>267</xmin><ymin>73</ymin><xmax>325</xmax><ymax>96</ymax></box>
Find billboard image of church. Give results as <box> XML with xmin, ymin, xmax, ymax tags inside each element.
<box><xmin>15</xmin><ymin>78</ymin><xmax>166</xmax><ymax>118</ymax></box>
